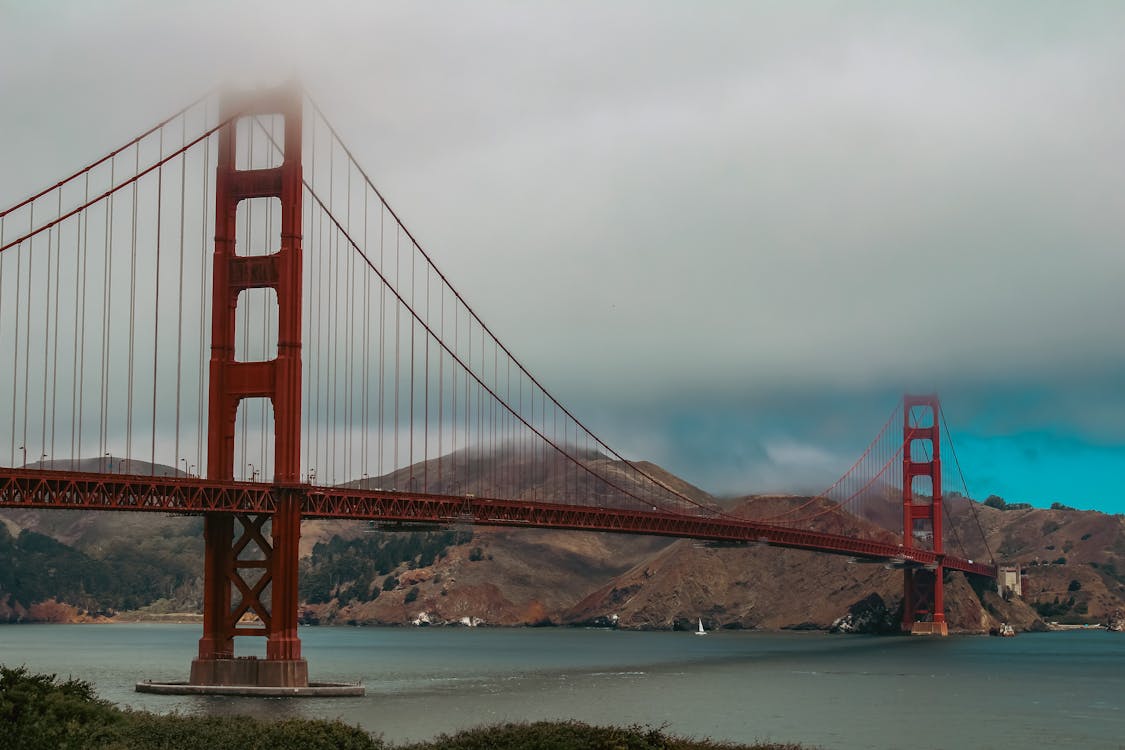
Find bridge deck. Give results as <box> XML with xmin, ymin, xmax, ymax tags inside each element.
<box><xmin>0</xmin><ymin>468</ymin><xmax>995</xmax><ymax>578</ymax></box>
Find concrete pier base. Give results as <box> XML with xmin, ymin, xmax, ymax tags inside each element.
<box><xmin>189</xmin><ymin>656</ymin><xmax>309</xmax><ymax>687</ymax></box>
<box><xmin>910</xmin><ymin>621</ymin><xmax>949</xmax><ymax>636</ymax></box>
<box><xmin>135</xmin><ymin>656</ymin><xmax>363</xmax><ymax>696</ymax></box>
<box><xmin>136</xmin><ymin>680</ymin><xmax>364</xmax><ymax>697</ymax></box>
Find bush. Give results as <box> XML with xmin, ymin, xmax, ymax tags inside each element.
<box><xmin>0</xmin><ymin>666</ymin><xmax>121</xmax><ymax>750</ymax></box>
<box><xmin>110</xmin><ymin>714</ymin><xmax>381</xmax><ymax>750</ymax></box>
<box><xmin>382</xmin><ymin>576</ymin><xmax>399</xmax><ymax>591</ymax></box>
<box><xmin>0</xmin><ymin>665</ymin><xmax>383</xmax><ymax>750</ymax></box>
<box><xmin>396</xmin><ymin>720</ymin><xmax>805</xmax><ymax>750</ymax></box>
<box><xmin>404</xmin><ymin>587</ymin><xmax>420</xmax><ymax>604</ymax></box>
<box><xmin>1033</xmin><ymin>597</ymin><xmax>1072</xmax><ymax>618</ymax></box>
<box><xmin>1068</xmin><ymin>579</ymin><xmax>1082</xmax><ymax>592</ymax></box>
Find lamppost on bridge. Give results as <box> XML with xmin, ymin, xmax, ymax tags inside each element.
<box><xmin>248</xmin><ymin>463</ymin><xmax>259</xmax><ymax>482</ymax></box>
<box><xmin>181</xmin><ymin>458</ymin><xmax>189</xmax><ymax>476</ymax></box>
<box><xmin>18</xmin><ymin>445</ymin><xmax>26</xmax><ymax>468</ymax></box>
<box><xmin>308</xmin><ymin>468</ymin><xmax>316</xmax><ymax>484</ymax></box>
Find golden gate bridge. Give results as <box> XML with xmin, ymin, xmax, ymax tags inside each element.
<box><xmin>0</xmin><ymin>84</ymin><xmax>996</xmax><ymax>693</ymax></box>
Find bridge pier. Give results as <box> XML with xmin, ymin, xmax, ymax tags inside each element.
<box><xmin>903</xmin><ymin>566</ymin><xmax>947</xmax><ymax>636</ymax></box>
<box><xmin>189</xmin><ymin>498</ymin><xmax>308</xmax><ymax>688</ymax></box>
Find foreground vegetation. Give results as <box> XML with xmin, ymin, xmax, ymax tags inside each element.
<box><xmin>0</xmin><ymin>665</ymin><xmax>808</xmax><ymax>750</ymax></box>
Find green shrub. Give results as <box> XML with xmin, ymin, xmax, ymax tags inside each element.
<box><xmin>397</xmin><ymin>720</ymin><xmax>805</xmax><ymax>750</ymax></box>
<box><xmin>0</xmin><ymin>665</ymin><xmax>383</xmax><ymax>750</ymax></box>
<box><xmin>0</xmin><ymin>666</ymin><xmax>122</xmax><ymax>750</ymax></box>
<box><xmin>108</xmin><ymin>714</ymin><xmax>382</xmax><ymax>750</ymax></box>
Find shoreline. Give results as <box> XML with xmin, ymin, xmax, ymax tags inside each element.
<box><xmin>3</xmin><ymin>616</ymin><xmax>1118</xmax><ymax>635</ymax></box>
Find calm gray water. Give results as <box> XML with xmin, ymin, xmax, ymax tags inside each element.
<box><xmin>1</xmin><ymin>624</ymin><xmax>1122</xmax><ymax>749</ymax></box>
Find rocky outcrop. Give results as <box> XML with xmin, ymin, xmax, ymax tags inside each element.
<box><xmin>829</xmin><ymin>594</ymin><xmax>898</xmax><ymax>634</ymax></box>
<box><xmin>1107</xmin><ymin>608</ymin><xmax>1125</xmax><ymax>632</ymax></box>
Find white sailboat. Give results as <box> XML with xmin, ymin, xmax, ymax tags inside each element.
<box><xmin>694</xmin><ymin>617</ymin><xmax>707</xmax><ymax>636</ymax></box>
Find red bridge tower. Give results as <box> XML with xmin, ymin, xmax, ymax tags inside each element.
<box><xmin>901</xmin><ymin>394</ymin><xmax>947</xmax><ymax>635</ymax></box>
<box><xmin>190</xmin><ymin>84</ymin><xmax>307</xmax><ymax>687</ymax></box>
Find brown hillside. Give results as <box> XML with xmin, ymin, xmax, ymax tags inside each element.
<box><xmin>3</xmin><ymin>453</ymin><xmax>1122</xmax><ymax>632</ymax></box>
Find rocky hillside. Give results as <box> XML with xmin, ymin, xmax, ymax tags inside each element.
<box><xmin>1</xmin><ymin>453</ymin><xmax>1123</xmax><ymax>633</ymax></box>
<box><xmin>561</xmin><ymin>495</ymin><xmax>1044</xmax><ymax>634</ymax></box>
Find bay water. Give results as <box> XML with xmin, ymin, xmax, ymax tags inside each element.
<box><xmin>1</xmin><ymin>624</ymin><xmax>1122</xmax><ymax>749</ymax></box>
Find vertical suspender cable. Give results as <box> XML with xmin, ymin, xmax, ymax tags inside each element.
<box><xmin>101</xmin><ymin>162</ymin><xmax>113</xmax><ymax>458</ymax></box>
<box><xmin>445</xmin><ymin>285</ymin><xmax>452</xmax><ymax>489</ymax></box>
<box><xmin>328</xmin><ymin>140</ymin><xmax>338</xmax><ymax>482</ymax></box>
<box><xmin>437</xmin><ymin>282</ymin><xmax>444</xmax><ymax>488</ymax></box>
<box><xmin>424</xmin><ymin>263</ymin><xmax>430</xmax><ymax>489</ymax></box>
<box><xmin>301</xmin><ymin>183</ymin><xmax>311</xmax><ymax>478</ymax></box>
<box><xmin>408</xmin><ymin>241</ymin><xmax>415</xmax><ymax>479</ymax></box>
<box><xmin>49</xmin><ymin>189</ymin><xmax>64</xmax><ymax>462</ymax></box>
<box><xmin>41</xmin><ymin>198</ymin><xmax>56</xmax><ymax>461</ymax></box>
<box><xmin>127</xmin><ymin>142</ymin><xmax>140</xmax><ymax>465</ymax></box>
<box><xmin>197</xmin><ymin>113</ymin><xmax>211</xmax><ymax>475</ymax></box>
<box><xmin>378</xmin><ymin>205</ymin><xmax>385</xmax><ymax>478</ymax></box>
<box><xmin>73</xmin><ymin>174</ymin><xmax>89</xmax><ymax>465</ymax></box>
<box><xmin>310</xmin><ymin>118</ymin><xmax>321</xmax><ymax>480</ymax></box>
<box><xmin>345</xmin><ymin>158</ymin><xmax>353</xmax><ymax>483</ymax></box>
<box><xmin>361</xmin><ymin>187</ymin><xmax>369</xmax><ymax>480</ymax></box>
<box><xmin>151</xmin><ymin>127</ymin><xmax>164</xmax><ymax>473</ymax></box>
<box><xmin>22</xmin><ymin>206</ymin><xmax>34</xmax><ymax>465</ymax></box>
<box><xmin>0</xmin><ymin>215</ymin><xmax>8</xmax><ymax>464</ymax></box>
<box><xmin>174</xmin><ymin>115</ymin><xmax>187</xmax><ymax>473</ymax></box>
<box><xmin>394</xmin><ymin>227</ymin><xmax>400</xmax><ymax>477</ymax></box>
<box><xmin>126</xmin><ymin>143</ymin><xmax>140</xmax><ymax>467</ymax></box>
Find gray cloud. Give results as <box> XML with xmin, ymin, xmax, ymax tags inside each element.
<box><xmin>3</xmin><ymin>1</ymin><xmax>1123</xmax><ymax>493</ymax></box>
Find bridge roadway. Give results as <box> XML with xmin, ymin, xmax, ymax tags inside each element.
<box><xmin>0</xmin><ymin>468</ymin><xmax>995</xmax><ymax>578</ymax></box>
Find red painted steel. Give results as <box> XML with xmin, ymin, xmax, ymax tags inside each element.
<box><xmin>0</xmin><ymin>467</ymin><xmax>997</xmax><ymax>579</ymax></box>
<box><xmin>902</xmin><ymin>394</ymin><xmax>945</xmax><ymax>631</ymax></box>
<box><xmin>199</xmin><ymin>83</ymin><xmax>304</xmax><ymax>676</ymax></box>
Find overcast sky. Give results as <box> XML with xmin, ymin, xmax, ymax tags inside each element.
<box><xmin>2</xmin><ymin>1</ymin><xmax>1123</xmax><ymax>511</ymax></box>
